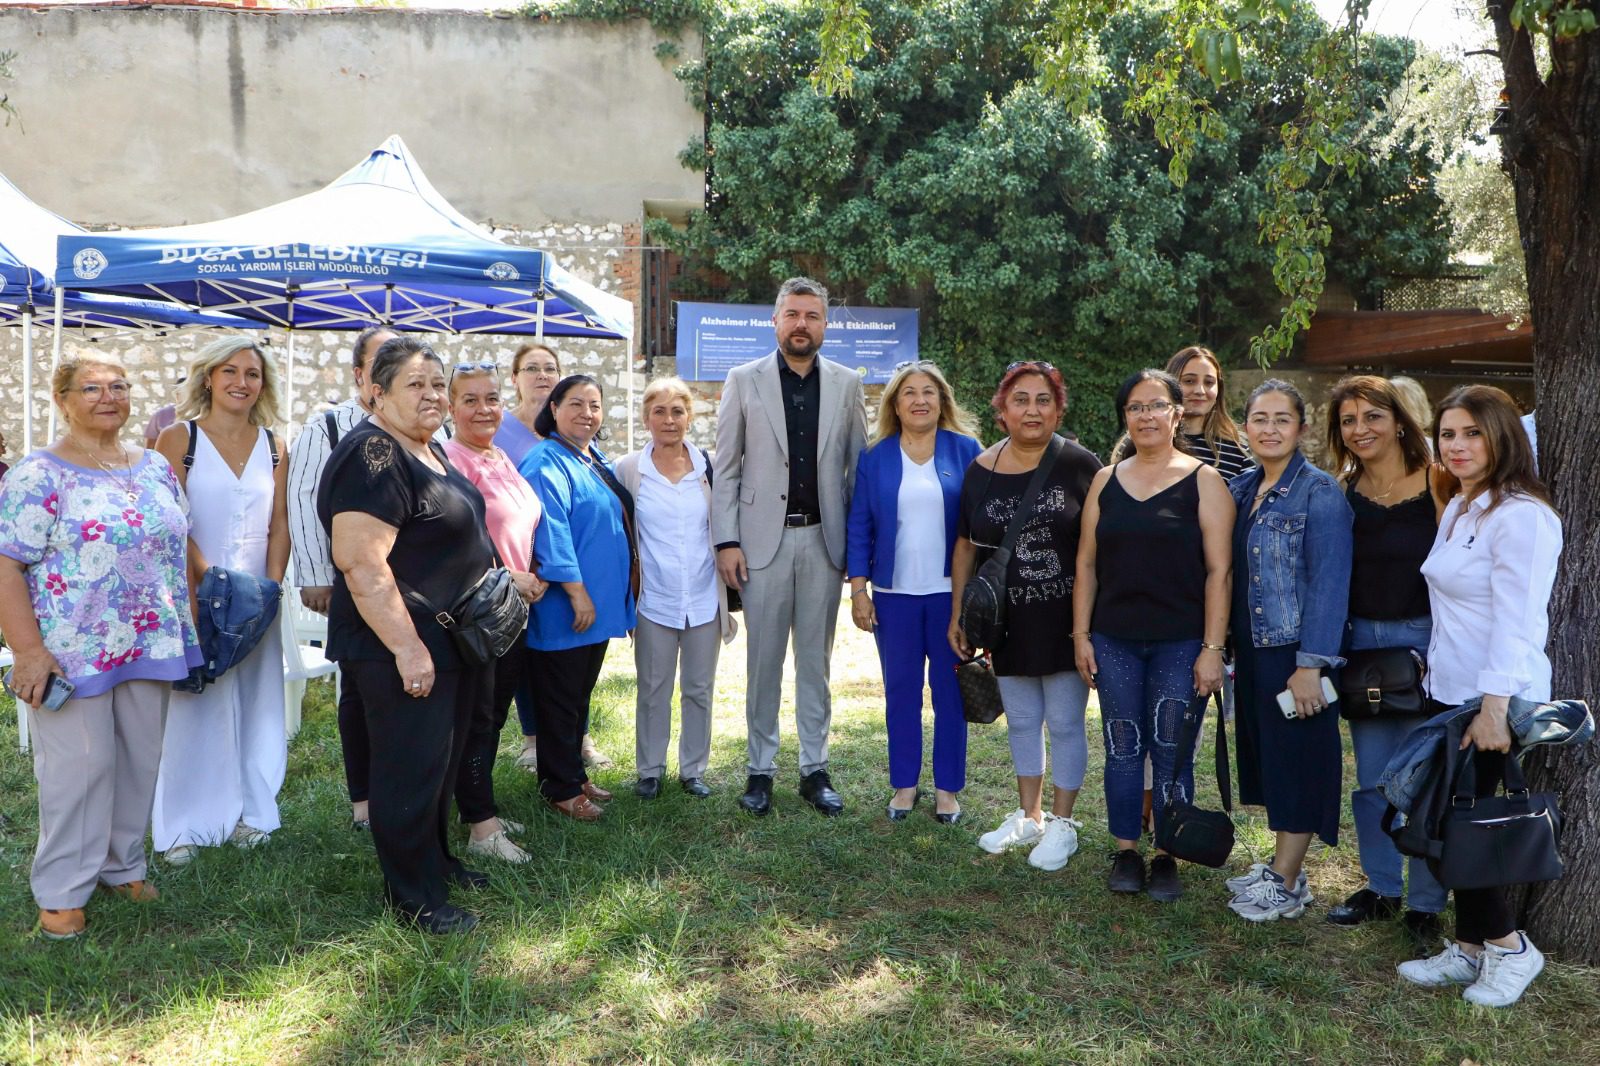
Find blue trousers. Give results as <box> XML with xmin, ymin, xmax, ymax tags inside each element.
<box><xmin>1346</xmin><ymin>616</ymin><xmax>1446</xmax><ymax>912</ymax></box>
<box><xmin>1092</xmin><ymin>634</ymin><xmax>1205</xmax><ymax>843</ymax></box>
<box><xmin>873</xmin><ymin>590</ymin><xmax>967</xmax><ymax>792</ymax></box>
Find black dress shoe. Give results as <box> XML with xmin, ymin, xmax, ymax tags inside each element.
<box><xmin>886</xmin><ymin>789</ymin><xmax>921</xmax><ymax>822</ymax></box>
<box><xmin>1147</xmin><ymin>855</ymin><xmax>1183</xmax><ymax>902</ymax></box>
<box><xmin>799</xmin><ymin>769</ymin><xmax>845</xmax><ymax>816</ymax></box>
<box><xmin>1108</xmin><ymin>849</ymin><xmax>1146</xmax><ymax>894</ymax></box>
<box><xmin>1402</xmin><ymin>909</ymin><xmax>1441</xmax><ymax>947</ymax></box>
<box><xmin>680</xmin><ymin>777</ymin><xmax>713</xmax><ymax>798</ymax></box>
<box><xmin>934</xmin><ymin>807</ymin><xmax>962</xmax><ymax>825</ymax></box>
<box><xmin>740</xmin><ymin>774</ymin><xmax>774</xmax><ymax>816</ymax></box>
<box><xmin>1326</xmin><ymin>888</ymin><xmax>1401</xmax><ymax>927</ymax></box>
<box><xmin>448</xmin><ymin>867</ymin><xmax>490</xmax><ymax>891</ymax></box>
<box><xmin>635</xmin><ymin>777</ymin><xmax>662</xmax><ymax>800</ymax></box>
<box><xmin>400</xmin><ymin>903</ymin><xmax>479</xmax><ymax>935</ymax></box>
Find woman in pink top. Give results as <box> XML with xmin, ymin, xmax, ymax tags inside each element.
<box><xmin>443</xmin><ymin>362</ymin><xmax>546</xmax><ymax>864</ymax></box>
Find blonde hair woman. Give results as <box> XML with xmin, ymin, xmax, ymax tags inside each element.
<box><xmin>151</xmin><ymin>336</ymin><xmax>292</xmax><ymax>866</ymax></box>
<box><xmin>848</xmin><ymin>360</ymin><xmax>983</xmax><ymax>823</ymax></box>
<box><xmin>615</xmin><ymin>378</ymin><xmax>735</xmax><ymax>799</ymax></box>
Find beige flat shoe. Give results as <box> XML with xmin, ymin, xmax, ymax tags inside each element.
<box><xmin>465</xmin><ymin>830</ymin><xmax>530</xmax><ymax>864</ymax></box>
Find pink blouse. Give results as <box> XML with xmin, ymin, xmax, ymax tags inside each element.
<box><xmin>443</xmin><ymin>439</ymin><xmax>541</xmax><ymax>571</ymax></box>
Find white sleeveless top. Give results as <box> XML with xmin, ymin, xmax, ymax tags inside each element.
<box><xmin>184</xmin><ymin>422</ymin><xmax>275</xmax><ymax>577</ymax></box>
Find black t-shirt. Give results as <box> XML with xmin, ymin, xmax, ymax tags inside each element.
<box><xmin>1348</xmin><ymin>485</ymin><xmax>1434</xmax><ymax>621</ymax></box>
<box><xmin>317</xmin><ymin>420</ymin><xmax>495</xmax><ymax>669</ymax></box>
<box><xmin>957</xmin><ymin>437</ymin><xmax>1102</xmax><ymax>677</ymax></box>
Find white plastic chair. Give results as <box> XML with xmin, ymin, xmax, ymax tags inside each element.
<box><xmin>1</xmin><ymin>647</ymin><xmax>23</xmax><ymax>754</ymax></box>
<box><xmin>281</xmin><ymin>587</ymin><xmax>338</xmax><ymax>739</ymax></box>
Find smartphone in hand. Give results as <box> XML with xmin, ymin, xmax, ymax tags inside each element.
<box><xmin>1276</xmin><ymin>675</ymin><xmax>1338</xmax><ymax>719</ymax></box>
<box><xmin>3</xmin><ymin>667</ymin><xmax>76</xmax><ymax>711</ymax></box>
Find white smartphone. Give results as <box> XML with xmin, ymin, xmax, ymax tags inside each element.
<box><xmin>1277</xmin><ymin>675</ymin><xmax>1338</xmax><ymax>719</ymax></box>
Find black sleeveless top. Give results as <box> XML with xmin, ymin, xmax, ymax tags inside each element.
<box><xmin>1348</xmin><ymin>485</ymin><xmax>1433</xmax><ymax>620</ymax></box>
<box><xmin>1092</xmin><ymin>465</ymin><xmax>1206</xmax><ymax>641</ymax></box>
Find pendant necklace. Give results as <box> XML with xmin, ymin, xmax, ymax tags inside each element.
<box><xmin>70</xmin><ymin>436</ymin><xmax>139</xmax><ymax>502</ymax></box>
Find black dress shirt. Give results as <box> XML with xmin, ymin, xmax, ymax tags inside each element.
<box><xmin>777</xmin><ymin>352</ymin><xmax>822</xmax><ymax>519</ymax></box>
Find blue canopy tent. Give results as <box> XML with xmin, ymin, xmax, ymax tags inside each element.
<box><xmin>1</xmin><ymin>172</ymin><xmax>257</xmax><ymax>451</ymax></box>
<box><xmin>55</xmin><ymin>135</ymin><xmax>635</xmax><ymax>425</ymax></box>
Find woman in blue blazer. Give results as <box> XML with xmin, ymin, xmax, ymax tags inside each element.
<box><xmin>847</xmin><ymin>361</ymin><xmax>983</xmax><ymax>824</ymax></box>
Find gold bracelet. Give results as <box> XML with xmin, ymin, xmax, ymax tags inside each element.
<box><xmin>851</xmin><ymin>589</ymin><xmax>871</xmax><ymax>599</ymax></box>
<box><xmin>1070</xmin><ymin>631</ymin><xmax>1089</xmax><ymax>638</ymax></box>
<box><xmin>1201</xmin><ymin>641</ymin><xmax>1225</xmax><ymax>652</ymax></box>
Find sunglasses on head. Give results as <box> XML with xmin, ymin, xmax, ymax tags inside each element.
<box><xmin>1006</xmin><ymin>360</ymin><xmax>1055</xmax><ymax>374</ymax></box>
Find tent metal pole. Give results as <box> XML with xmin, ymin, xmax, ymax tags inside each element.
<box><xmin>536</xmin><ymin>297</ymin><xmax>546</xmax><ymax>342</ymax></box>
<box><xmin>47</xmin><ymin>287</ymin><xmax>65</xmax><ymax>440</ymax></box>
<box><xmin>627</xmin><ymin>342</ymin><xmax>635</xmax><ymax>453</ymax></box>
<box><xmin>21</xmin><ymin>306</ymin><xmax>34</xmax><ymax>454</ymax></box>
<box><xmin>285</xmin><ymin>330</ymin><xmax>297</xmax><ymax>432</ymax></box>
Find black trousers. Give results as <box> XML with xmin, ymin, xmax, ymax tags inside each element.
<box><xmin>454</xmin><ymin>639</ymin><xmax>523</xmax><ymax>825</ymax></box>
<box><xmin>336</xmin><ymin>667</ymin><xmax>370</xmax><ymax>803</ymax></box>
<box><xmin>527</xmin><ymin>640</ymin><xmax>609</xmax><ymax>803</ymax></box>
<box><xmin>1424</xmin><ymin>698</ymin><xmax>1518</xmax><ymax>945</ymax></box>
<box><xmin>346</xmin><ymin>658</ymin><xmax>482</xmax><ymax>913</ymax></box>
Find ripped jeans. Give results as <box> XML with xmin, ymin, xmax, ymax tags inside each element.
<box><xmin>1092</xmin><ymin>634</ymin><xmax>1206</xmax><ymax>843</ymax></box>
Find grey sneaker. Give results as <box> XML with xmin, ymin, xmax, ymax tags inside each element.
<box><xmin>1226</xmin><ymin>861</ymin><xmax>1313</xmax><ymax>905</ymax></box>
<box><xmin>1398</xmin><ymin>940</ymin><xmax>1481</xmax><ymax>988</ymax></box>
<box><xmin>1228</xmin><ymin>868</ymin><xmax>1308</xmax><ymax>922</ymax></box>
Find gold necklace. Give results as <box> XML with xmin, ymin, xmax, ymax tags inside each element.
<box><xmin>68</xmin><ymin>435</ymin><xmax>139</xmax><ymax>502</ymax></box>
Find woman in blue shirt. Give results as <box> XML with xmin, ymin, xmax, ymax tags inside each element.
<box><xmin>519</xmin><ymin>375</ymin><xmax>637</xmax><ymax>821</ymax></box>
<box><xmin>847</xmin><ymin>361</ymin><xmax>982</xmax><ymax>824</ymax></box>
<box><xmin>1225</xmin><ymin>379</ymin><xmax>1353</xmax><ymax>923</ymax></box>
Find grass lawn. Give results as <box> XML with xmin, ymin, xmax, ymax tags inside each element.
<box><xmin>2</xmin><ymin>605</ymin><xmax>1597</xmax><ymax>1064</ymax></box>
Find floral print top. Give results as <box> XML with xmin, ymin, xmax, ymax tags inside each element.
<box><xmin>0</xmin><ymin>450</ymin><xmax>202</xmax><ymax>698</ymax></box>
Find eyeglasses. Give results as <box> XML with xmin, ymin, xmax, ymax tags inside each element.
<box><xmin>517</xmin><ymin>363</ymin><xmax>561</xmax><ymax>375</ymax></box>
<box><xmin>1247</xmin><ymin>414</ymin><xmax>1300</xmax><ymax>429</ymax></box>
<box><xmin>1006</xmin><ymin>360</ymin><xmax>1055</xmax><ymax>374</ymax></box>
<box><xmin>73</xmin><ymin>382</ymin><xmax>131</xmax><ymax>401</ymax></box>
<box><xmin>1125</xmin><ymin>401</ymin><xmax>1176</xmax><ymax>416</ymax></box>
<box><xmin>450</xmin><ymin>361</ymin><xmax>499</xmax><ymax>381</ymax></box>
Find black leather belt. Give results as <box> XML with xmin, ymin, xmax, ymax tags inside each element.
<box><xmin>784</xmin><ymin>513</ymin><xmax>821</xmax><ymax>527</ymax></box>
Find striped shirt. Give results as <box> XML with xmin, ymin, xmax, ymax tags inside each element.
<box><xmin>1184</xmin><ymin>432</ymin><xmax>1254</xmax><ymax>482</ymax></box>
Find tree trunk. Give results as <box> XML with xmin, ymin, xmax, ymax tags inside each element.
<box><xmin>1492</xmin><ymin>14</ymin><xmax>1600</xmax><ymax>963</ymax></box>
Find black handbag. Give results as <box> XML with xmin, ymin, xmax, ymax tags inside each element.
<box><xmin>955</xmin><ymin>654</ymin><xmax>1005</xmax><ymax>724</ymax></box>
<box><xmin>1432</xmin><ymin>747</ymin><xmax>1565</xmax><ymax>891</ymax></box>
<box><xmin>959</xmin><ymin>436</ymin><xmax>1063</xmax><ymax>651</ymax></box>
<box><xmin>1338</xmin><ymin>647</ymin><xmax>1427</xmax><ymax>720</ymax></box>
<box><xmin>400</xmin><ymin>568</ymin><xmax>528</xmax><ymax>667</ymax></box>
<box><xmin>1154</xmin><ymin>692</ymin><xmax>1236</xmax><ymax>868</ymax></box>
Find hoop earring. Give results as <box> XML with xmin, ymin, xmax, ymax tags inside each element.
<box><xmin>1398</xmin><ymin>428</ymin><xmax>1405</xmax><ymax>438</ymax></box>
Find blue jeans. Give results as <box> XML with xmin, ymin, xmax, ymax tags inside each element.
<box><xmin>873</xmin><ymin>591</ymin><xmax>967</xmax><ymax>792</ymax></box>
<box><xmin>1346</xmin><ymin>615</ymin><xmax>1446</xmax><ymax>912</ymax></box>
<box><xmin>1092</xmin><ymin>634</ymin><xmax>1205</xmax><ymax>843</ymax></box>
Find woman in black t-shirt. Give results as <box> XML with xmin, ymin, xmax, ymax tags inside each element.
<box><xmin>1322</xmin><ymin>375</ymin><xmax>1446</xmax><ymax>940</ymax></box>
<box><xmin>319</xmin><ymin>337</ymin><xmax>501</xmax><ymax>936</ymax></box>
<box><xmin>1074</xmin><ymin>369</ymin><xmax>1234</xmax><ymax>903</ymax></box>
<box><xmin>950</xmin><ymin>362</ymin><xmax>1101</xmax><ymax>872</ymax></box>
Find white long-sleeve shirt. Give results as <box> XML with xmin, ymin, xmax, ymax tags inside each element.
<box><xmin>1421</xmin><ymin>489</ymin><xmax>1562</xmax><ymax>705</ymax></box>
<box><xmin>286</xmin><ymin>398</ymin><xmax>371</xmax><ymax>589</ymax></box>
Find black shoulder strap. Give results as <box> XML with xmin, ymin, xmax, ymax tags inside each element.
<box><xmin>266</xmin><ymin>428</ymin><xmax>279</xmax><ymax>469</ymax></box>
<box><xmin>324</xmin><ymin>410</ymin><xmax>341</xmax><ymax>450</ymax></box>
<box><xmin>696</xmin><ymin>444</ymin><xmax>713</xmax><ymax>488</ymax></box>
<box><xmin>182</xmin><ymin>419</ymin><xmax>198</xmax><ymax>470</ymax></box>
<box><xmin>1173</xmin><ymin>690</ymin><xmax>1232</xmax><ymax>812</ymax></box>
<box><xmin>994</xmin><ymin>434</ymin><xmax>1064</xmax><ymax>563</ymax></box>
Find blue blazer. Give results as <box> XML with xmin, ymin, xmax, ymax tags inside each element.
<box><xmin>846</xmin><ymin>429</ymin><xmax>982</xmax><ymax>588</ymax></box>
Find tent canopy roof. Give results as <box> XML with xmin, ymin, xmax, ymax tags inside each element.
<box><xmin>55</xmin><ymin>136</ymin><xmax>633</xmax><ymax>339</ymax></box>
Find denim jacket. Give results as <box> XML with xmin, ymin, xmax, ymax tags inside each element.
<box><xmin>1377</xmin><ymin>696</ymin><xmax>1593</xmax><ymax>818</ymax></box>
<box><xmin>174</xmin><ymin>566</ymin><xmax>283</xmax><ymax>694</ymax></box>
<box><xmin>1229</xmin><ymin>450</ymin><xmax>1353</xmax><ymax>668</ymax></box>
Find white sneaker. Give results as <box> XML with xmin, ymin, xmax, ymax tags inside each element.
<box><xmin>1226</xmin><ymin>862</ymin><xmax>1313</xmax><ymax>905</ymax></box>
<box><xmin>465</xmin><ymin>830</ymin><xmax>530</xmax><ymax>865</ymax></box>
<box><xmin>1228</xmin><ymin>868</ymin><xmax>1308</xmax><ymax>922</ymax></box>
<box><xmin>1398</xmin><ymin>940</ymin><xmax>1480</xmax><ymax>988</ymax></box>
<box><xmin>163</xmin><ymin>844</ymin><xmax>199</xmax><ymax>867</ymax></box>
<box><xmin>230</xmin><ymin>822</ymin><xmax>270</xmax><ymax>849</ymax></box>
<box><xmin>1027</xmin><ymin>815</ymin><xmax>1082</xmax><ymax>871</ymax></box>
<box><xmin>1463</xmin><ymin>933</ymin><xmax>1544</xmax><ymax>1007</ymax></box>
<box><xmin>497</xmin><ymin>818</ymin><xmax>525</xmax><ymax>837</ymax></box>
<box><xmin>978</xmin><ymin>809</ymin><xmax>1044</xmax><ymax>854</ymax></box>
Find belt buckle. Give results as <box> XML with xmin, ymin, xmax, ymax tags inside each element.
<box><xmin>785</xmin><ymin>513</ymin><xmax>808</xmax><ymax>527</ymax></box>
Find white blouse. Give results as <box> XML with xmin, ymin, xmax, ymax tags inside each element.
<box><xmin>888</xmin><ymin>448</ymin><xmax>951</xmax><ymax>595</ymax></box>
<box><xmin>1420</xmin><ymin>489</ymin><xmax>1562</xmax><ymax>705</ymax></box>
<box><xmin>635</xmin><ymin>441</ymin><xmax>720</xmax><ymax>630</ymax></box>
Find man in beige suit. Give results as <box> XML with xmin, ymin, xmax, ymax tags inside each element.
<box><xmin>714</xmin><ymin>277</ymin><xmax>868</xmax><ymax>816</ymax></box>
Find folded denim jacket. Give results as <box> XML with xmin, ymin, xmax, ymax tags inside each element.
<box><xmin>174</xmin><ymin>566</ymin><xmax>283</xmax><ymax>694</ymax></box>
<box><xmin>1377</xmin><ymin>695</ymin><xmax>1594</xmax><ymax>819</ymax></box>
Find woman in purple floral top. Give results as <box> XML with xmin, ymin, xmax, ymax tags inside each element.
<box><xmin>0</xmin><ymin>357</ymin><xmax>201</xmax><ymax>942</ymax></box>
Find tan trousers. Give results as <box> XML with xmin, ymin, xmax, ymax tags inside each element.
<box><xmin>634</xmin><ymin>615</ymin><xmax>721</xmax><ymax>780</ymax></box>
<box><xmin>31</xmin><ymin>679</ymin><xmax>168</xmax><ymax>909</ymax></box>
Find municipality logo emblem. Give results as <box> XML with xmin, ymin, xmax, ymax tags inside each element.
<box><xmin>72</xmin><ymin>248</ymin><xmax>108</xmax><ymax>280</ymax></box>
<box><xmin>485</xmin><ymin>262</ymin><xmax>520</xmax><ymax>282</ymax></box>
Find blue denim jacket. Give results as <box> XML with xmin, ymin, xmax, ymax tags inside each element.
<box><xmin>1377</xmin><ymin>696</ymin><xmax>1593</xmax><ymax>818</ymax></box>
<box><xmin>1229</xmin><ymin>450</ymin><xmax>1352</xmax><ymax>668</ymax></box>
<box><xmin>174</xmin><ymin>566</ymin><xmax>283</xmax><ymax>694</ymax></box>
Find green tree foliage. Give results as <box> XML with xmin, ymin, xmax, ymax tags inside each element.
<box><xmin>653</xmin><ymin>0</ymin><xmax>1447</xmax><ymax>452</ymax></box>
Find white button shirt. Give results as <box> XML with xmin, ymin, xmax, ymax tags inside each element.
<box><xmin>1420</xmin><ymin>489</ymin><xmax>1562</xmax><ymax>704</ymax></box>
<box><xmin>635</xmin><ymin>441</ymin><xmax>720</xmax><ymax>630</ymax></box>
